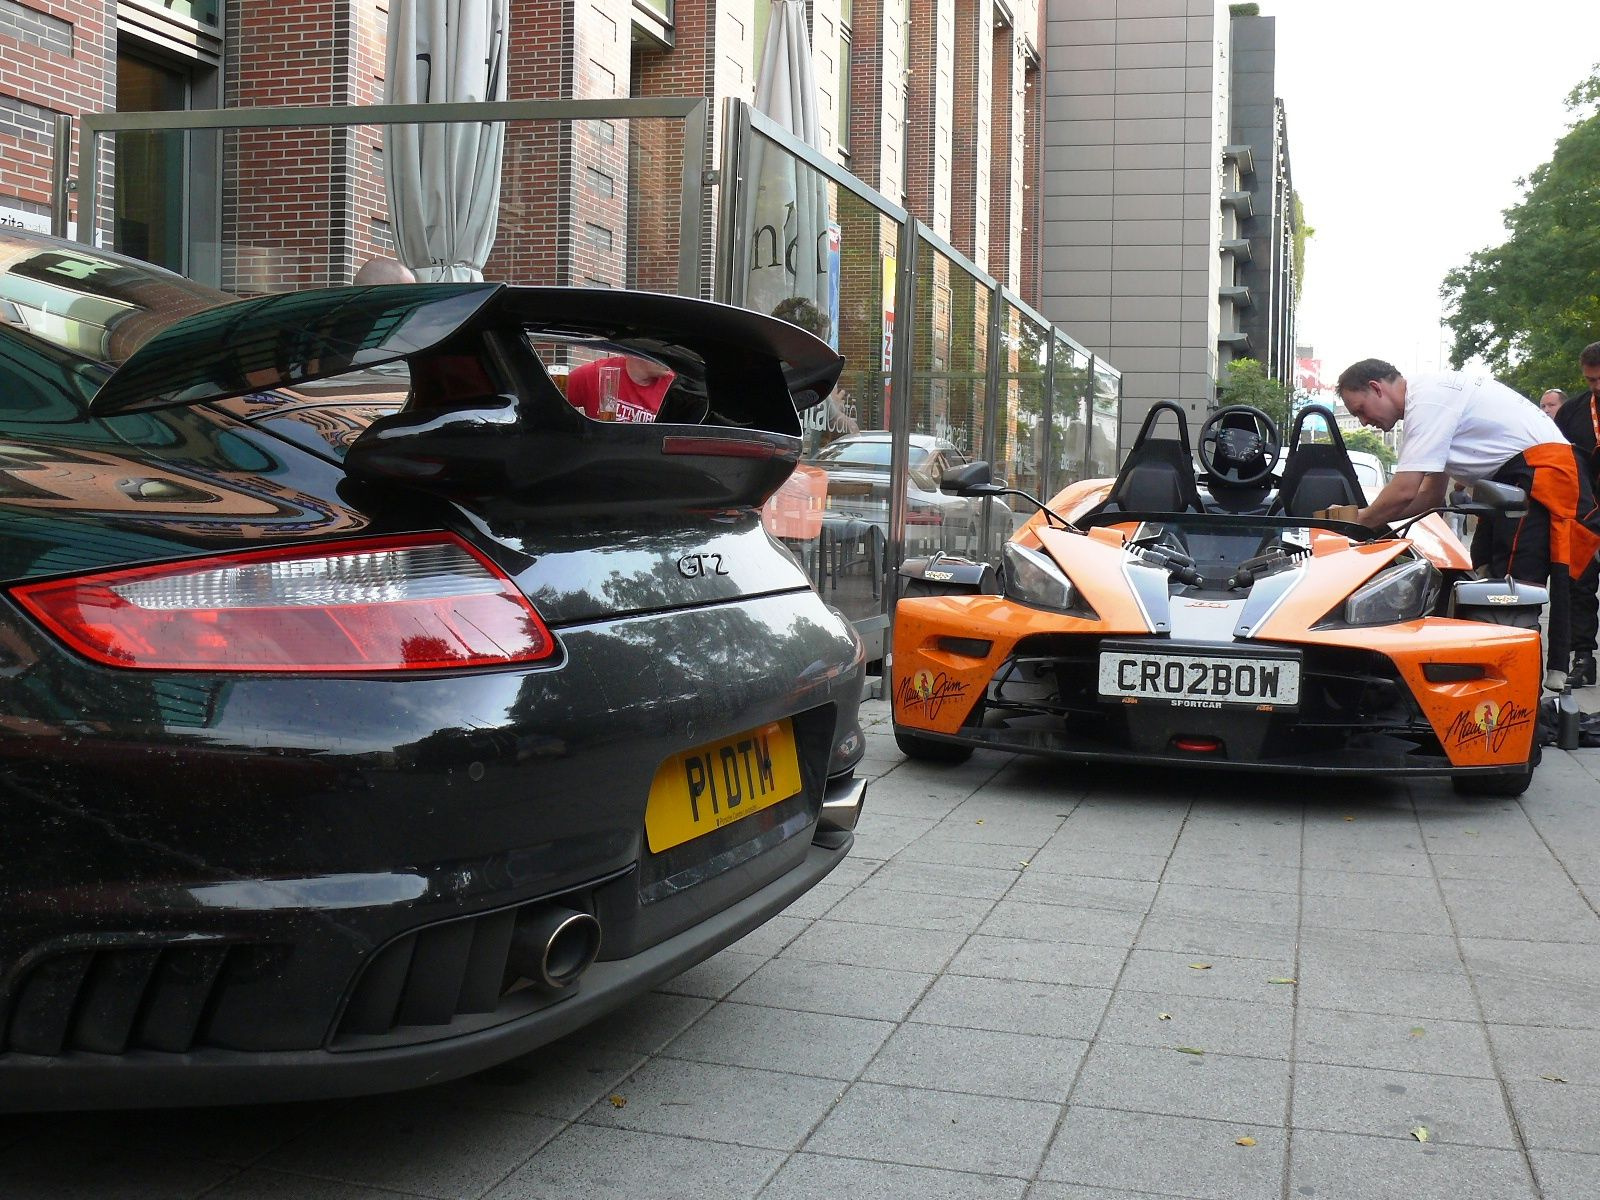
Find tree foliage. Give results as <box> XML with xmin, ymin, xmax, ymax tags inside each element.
<box><xmin>1341</xmin><ymin>427</ymin><xmax>1396</xmax><ymax>470</ymax></box>
<box><xmin>1291</xmin><ymin>190</ymin><xmax>1311</xmax><ymax>308</ymax></box>
<box><xmin>1442</xmin><ymin>69</ymin><xmax>1600</xmax><ymax>397</ymax></box>
<box><xmin>1217</xmin><ymin>357</ymin><xmax>1291</xmax><ymax>430</ymax></box>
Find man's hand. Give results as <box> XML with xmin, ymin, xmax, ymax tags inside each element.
<box><xmin>1313</xmin><ymin>504</ymin><xmax>1362</xmax><ymax>522</ymax></box>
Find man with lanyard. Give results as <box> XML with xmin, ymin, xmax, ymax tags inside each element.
<box><xmin>1553</xmin><ymin>342</ymin><xmax>1600</xmax><ymax>686</ymax></box>
<box><xmin>1337</xmin><ymin>359</ymin><xmax>1600</xmax><ymax>692</ymax></box>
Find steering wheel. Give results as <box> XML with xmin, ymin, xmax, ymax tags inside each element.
<box><xmin>1197</xmin><ymin>404</ymin><xmax>1282</xmax><ymax>487</ymax></box>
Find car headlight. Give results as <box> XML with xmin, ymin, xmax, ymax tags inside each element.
<box><xmin>1003</xmin><ymin>542</ymin><xmax>1079</xmax><ymax>611</ymax></box>
<box><xmin>1341</xmin><ymin>558</ymin><xmax>1441</xmax><ymax>626</ymax></box>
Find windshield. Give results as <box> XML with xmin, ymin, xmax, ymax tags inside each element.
<box><xmin>813</xmin><ymin>439</ymin><xmax>930</xmax><ymax>472</ymax></box>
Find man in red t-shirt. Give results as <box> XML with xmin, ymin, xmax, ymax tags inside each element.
<box><xmin>566</xmin><ymin>355</ymin><xmax>675</xmax><ymax>423</ymax></box>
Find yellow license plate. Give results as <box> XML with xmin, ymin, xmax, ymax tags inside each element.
<box><xmin>644</xmin><ymin>719</ymin><xmax>803</xmax><ymax>853</ymax></box>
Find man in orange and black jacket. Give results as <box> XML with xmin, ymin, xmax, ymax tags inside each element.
<box><xmin>1555</xmin><ymin>341</ymin><xmax>1600</xmax><ymax>687</ymax></box>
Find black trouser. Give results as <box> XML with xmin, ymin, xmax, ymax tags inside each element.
<box><xmin>1571</xmin><ymin>555</ymin><xmax>1599</xmax><ymax>657</ymax></box>
<box><xmin>1470</xmin><ymin>457</ymin><xmax>1567</xmax><ymax>674</ymax></box>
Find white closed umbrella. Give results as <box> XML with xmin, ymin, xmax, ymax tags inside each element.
<box><xmin>384</xmin><ymin>0</ymin><xmax>508</xmax><ymax>282</ymax></box>
<box><xmin>746</xmin><ymin>0</ymin><xmax>829</xmax><ymax>320</ymax></box>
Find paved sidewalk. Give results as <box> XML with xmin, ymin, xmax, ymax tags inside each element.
<box><xmin>1</xmin><ymin>698</ymin><xmax>1598</xmax><ymax>1199</ymax></box>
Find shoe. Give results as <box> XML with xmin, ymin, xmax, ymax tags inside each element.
<box><xmin>1572</xmin><ymin>653</ymin><xmax>1597</xmax><ymax>688</ymax></box>
<box><xmin>1545</xmin><ymin>669</ymin><xmax>1569</xmax><ymax>692</ymax></box>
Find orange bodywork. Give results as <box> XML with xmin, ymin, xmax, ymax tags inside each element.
<box><xmin>893</xmin><ymin>522</ymin><xmax>1541</xmax><ymax>767</ymax></box>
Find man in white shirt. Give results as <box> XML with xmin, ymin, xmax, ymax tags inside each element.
<box><xmin>1337</xmin><ymin>359</ymin><xmax>1600</xmax><ymax>691</ymax></box>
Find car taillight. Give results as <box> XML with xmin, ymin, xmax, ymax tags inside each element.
<box><xmin>11</xmin><ymin>533</ymin><xmax>557</xmax><ymax>672</ymax></box>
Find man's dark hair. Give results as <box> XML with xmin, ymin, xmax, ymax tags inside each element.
<box><xmin>1580</xmin><ymin>341</ymin><xmax>1600</xmax><ymax>369</ymax></box>
<box><xmin>1335</xmin><ymin>358</ymin><xmax>1401</xmax><ymax>393</ymax></box>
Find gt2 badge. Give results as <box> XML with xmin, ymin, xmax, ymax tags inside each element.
<box><xmin>1445</xmin><ymin>699</ymin><xmax>1534</xmax><ymax>754</ymax></box>
<box><xmin>678</xmin><ymin>553</ymin><xmax>728</xmax><ymax>578</ymax></box>
<box><xmin>896</xmin><ymin>669</ymin><xmax>968</xmax><ymax>721</ymax></box>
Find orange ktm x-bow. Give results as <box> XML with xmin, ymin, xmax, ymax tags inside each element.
<box><xmin>891</xmin><ymin>403</ymin><xmax>1546</xmax><ymax>797</ymax></box>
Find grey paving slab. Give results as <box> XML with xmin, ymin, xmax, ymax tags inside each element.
<box><xmin>823</xmin><ymin>882</ymin><xmax>995</xmax><ymax>932</ymax></box>
<box><xmin>429</xmin><ymin>1039</ymin><xmax>645</xmax><ymax>1120</ymax></box>
<box><xmin>1071</xmin><ymin>1041</ymin><xmax>1290</xmax><ymax>1125</ymax></box>
<box><xmin>256</xmin><ymin>1099</ymin><xmax>560</xmax><ymax>1200</ymax></box>
<box><xmin>1024</xmin><ymin>1186</ymin><xmax>1198</xmax><ymax>1200</ymax></box>
<box><xmin>1148</xmin><ymin>881</ymin><xmax>1299</xmax><ymax>926</ymax></box>
<box><xmin>1296</xmin><ymin>926</ymin><xmax>1465</xmax><ymax>975</ymax></box>
<box><xmin>1159</xmin><ymin>856</ymin><xmax>1301</xmax><ymax>893</ymax></box>
<box><xmin>1039</xmin><ymin>1107</ymin><xmax>1285</xmax><ymax>1200</ymax></box>
<box><xmin>660</xmin><ymin>1001</ymin><xmax>894</xmax><ymax>1080</ymax></box>
<box><xmin>804</xmin><ymin>1081</ymin><xmax>1061</xmax><ymax>1178</ymax></box>
<box><xmin>561</xmin><ymin>991</ymin><xmax>715</xmax><ymax>1057</ymax></box>
<box><xmin>1528</xmin><ymin>1148</ymin><xmax>1600</xmax><ymax>1200</ymax></box>
<box><xmin>978</xmin><ymin>898</ymin><xmax>1145</xmax><ymax>947</ymax></box>
<box><xmin>861</xmin><ymin>1021</ymin><xmax>1089</xmax><ymax>1103</ymax></box>
<box><xmin>1287</xmin><ymin>1129</ymin><xmax>1539</xmax><ymax>1200</ymax></box>
<box><xmin>849</xmin><ymin>813</ymin><xmax>940</xmax><ymax>860</ymax></box>
<box><xmin>1295</xmin><ymin>962</ymin><xmax>1483</xmax><ymax>1022</ymax></box>
<box><xmin>1460</xmin><ymin>938</ymin><xmax>1600</xmax><ymax>1026</ymax></box>
<box><xmin>896</xmin><ymin>834</ymin><xmax>1047</xmax><ymax>870</ymax></box>
<box><xmin>1117</xmin><ymin>949</ymin><xmax>1295</xmax><ymax>1005</ymax></box>
<box><xmin>1487</xmin><ymin>1023</ymin><xmax>1600</xmax><ymax>1087</ymax></box>
<box><xmin>656</xmin><ymin>948</ymin><xmax>770</xmax><ymax>1000</ymax></box>
<box><xmin>909</xmin><ymin>973</ymin><xmax>1111</xmax><ymax>1041</ymax></box>
<box><xmin>779</xmin><ymin>879</ymin><xmax>850</xmax><ymax>920</ymax></box>
<box><xmin>1504</xmin><ymin>1079</ymin><xmax>1600</xmax><ymax>1152</ymax></box>
<box><xmin>727</xmin><ymin>958</ymin><xmax>933</xmax><ymax>1022</ymax></box>
<box><xmin>779</xmin><ymin>917</ymin><xmax>967</xmax><ymax>974</ymax></box>
<box><xmin>859</xmin><ymin>858</ymin><xmax>1022</xmax><ymax>900</ymax></box>
<box><xmin>1292</xmin><ymin>1062</ymin><xmax>1518</xmax><ymax>1148</ymax></box>
<box><xmin>730</xmin><ymin>914</ymin><xmax>812</xmax><ymax>959</ymax></box>
<box><xmin>761</xmin><ymin>1154</ymin><xmax>1028</xmax><ymax>1200</ymax></box>
<box><xmin>579</xmin><ymin>1058</ymin><xmax>843</xmax><ymax>1151</ymax></box>
<box><xmin>482</xmin><ymin>1125</ymin><xmax>784</xmax><ymax>1200</ymax></box>
<box><xmin>946</xmin><ymin>934</ymin><xmax>1129</xmax><ymax>990</ymax></box>
<box><xmin>1022</xmin><ymin>843</ymin><xmax>1170</xmax><ymax>881</ymax></box>
<box><xmin>1000</xmin><ymin>871</ymin><xmax>1157</xmax><ymax>913</ymax></box>
<box><xmin>1294</xmin><ymin>1007</ymin><xmax>1495</xmax><ymax>1077</ymax></box>
<box><xmin>1438</xmin><ymin>876</ymin><xmax>1600</xmax><ymax>942</ymax></box>
<box><xmin>1299</xmin><ymin>865</ymin><xmax>1450</xmax><ymax>902</ymax></box>
<box><xmin>1132</xmin><ymin>913</ymin><xmax>1300</xmax><ymax>961</ymax></box>
<box><xmin>1096</xmin><ymin>989</ymin><xmax>1294</xmax><ymax>1060</ymax></box>
<box><xmin>1418</xmin><ymin>851</ymin><xmax>1575</xmax><ymax>885</ymax></box>
<box><xmin>1299</xmin><ymin>888</ymin><xmax>1455</xmax><ymax>935</ymax></box>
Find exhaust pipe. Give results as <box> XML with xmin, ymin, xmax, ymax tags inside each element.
<box><xmin>509</xmin><ymin>907</ymin><xmax>602</xmax><ymax>992</ymax></box>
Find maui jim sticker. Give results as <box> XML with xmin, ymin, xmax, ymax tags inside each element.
<box><xmin>1484</xmin><ymin>594</ymin><xmax>1517</xmax><ymax>605</ymax></box>
<box><xmin>896</xmin><ymin>668</ymin><xmax>968</xmax><ymax>721</ymax></box>
<box><xmin>1445</xmin><ymin>699</ymin><xmax>1534</xmax><ymax>754</ymax></box>
<box><xmin>925</xmin><ymin>570</ymin><xmax>955</xmax><ymax>581</ymax></box>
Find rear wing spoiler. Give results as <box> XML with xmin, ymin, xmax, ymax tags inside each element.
<box><xmin>87</xmin><ymin>284</ymin><xmax>843</xmax><ymax>423</ymax></box>
<box><xmin>89</xmin><ymin>283</ymin><xmax>846</xmax><ymax>514</ymax></box>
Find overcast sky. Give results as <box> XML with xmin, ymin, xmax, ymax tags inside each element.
<box><xmin>1268</xmin><ymin>1</ymin><xmax>1599</xmax><ymax>394</ymax></box>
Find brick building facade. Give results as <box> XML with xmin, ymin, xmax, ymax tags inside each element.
<box><xmin>0</xmin><ymin>0</ymin><xmax>1045</xmax><ymax>309</ymax></box>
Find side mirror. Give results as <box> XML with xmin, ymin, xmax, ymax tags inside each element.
<box><xmin>1463</xmin><ymin>480</ymin><xmax>1529</xmax><ymax>519</ymax></box>
<box><xmin>940</xmin><ymin>460</ymin><xmax>1004</xmax><ymax>496</ymax></box>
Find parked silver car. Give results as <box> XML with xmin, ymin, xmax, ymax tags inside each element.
<box><xmin>808</xmin><ymin>432</ymin><xmax>1012</xmax><ymax>554</ymax></box>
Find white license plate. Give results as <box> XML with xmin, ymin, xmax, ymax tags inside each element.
<box><xmin>1098</xmin><ymin>650</ymin><xmax>1300</xmax><ymax>707</ymax></box>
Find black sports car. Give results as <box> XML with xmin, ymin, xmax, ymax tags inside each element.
<box><xmin>0</xmin><ymin>230</ymin><xmax>867</xmax><ymax>1111</ymax></box>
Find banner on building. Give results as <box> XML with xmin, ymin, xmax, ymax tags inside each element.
<box><xmin>1294</xmin><ymin>357</ymin><xmax>1323</xmax><ymax>392</ymax></box>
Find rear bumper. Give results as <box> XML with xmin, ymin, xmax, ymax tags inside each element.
<box><xmin>0</xmin><ymin>810</ymin><xmax>858</xmax><ymax>1113</ymax></box>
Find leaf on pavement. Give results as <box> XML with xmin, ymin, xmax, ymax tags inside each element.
<box><xmin>1235</xmin><ymin>1136</ymin><xmax>1257</xmax><ymax>1147</ymax></box>
<box><xmin>1158</xmin><ymin>1012</ymin><xmax>1173</xmax><ymax>1020</ymax></box>
<box><xmin>1268</xmin><ymin>977</ymin><xmax>1296</xmax><ymax>985</ymax></box>
<box><xmin>1541</xmin><ymin>1074</ymin><xmax>1569</xmax><ymax>1083</ymax></box>
<box><xmin>608</xmin><ymin>1094</ymin><xmax>627</xmax><ymax>1108</ymax></box>
<box><xmin>1409</xmin><ymin>1027</ymin><xmax>1426</xmax><ymax>1038</ymax></box>
<box><xmin>1175</xmin><ymin>1046</ymin><xmax>1205</xmax><ymax>1055</ymax></box>
<box><xmin>1189</xmin><ymin>962</ymin><xmax>1212</xmax><ymax>970</ymax></box>
<box><xmin>1411</xmin><ymin>1126</ymin><xmax>1429</xmax><ymax>1142</ymax></box>
<box><xmin>1344</xmin><ymin>815</ymin><xmax>1355</xmax><ymax>821</ymax></box>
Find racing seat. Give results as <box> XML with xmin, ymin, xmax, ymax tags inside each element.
<box><xmin>1100</xmin><ymin>401</ymin><xmax>1206</xmax><ymax>514</ymax></box>
<box><xmin>1271</xmin><ymin>404</ymin><xmax>1366</xmax><ymax>518</ymax></box>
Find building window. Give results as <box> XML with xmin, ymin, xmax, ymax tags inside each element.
<box><xmin>115</xmin><ymin>52</ymin><xmax>189</xmax><ymax>273</ymax></box>
<box><xmin>838</xmin><ymin>0</ymin><xmax>852</xmax><ymax>153</ymax></box>
<box><xmin>586</xmin><ymin>167</ymin><xmax>615</xmax><ymax>198</ymax></box>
